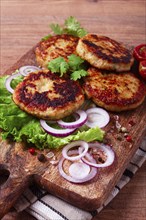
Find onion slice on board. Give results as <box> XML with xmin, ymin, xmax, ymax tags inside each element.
<box><xmin>69</xmin><ymin>162</ymin><xmax>90</xmax><ymax>179</ymax></box>
<box><xmin>80</xmin><ymin>142</ymin><xmax>115</xmax><ymax>168</ymax></box>
<box><xmin>19</xmin><ymin>65</ymin><xmax>41</xmax><ymax>76</ymax></box>
<box><xmin>57</xmin><ymin>110</ymin><xmax>87</xmax><ymax>129</ymax></box>
<box><xmin>85</xmin><ymin>107</ymin><xmax>110</xmax><ymax>128</ymax></box>
<box><xmin>40</xmin><ymin>119</ymin><xmax>76</xmax><ymax>137</ymax></box>
<box><xmin>62</xmin><ymin>140</ymin><xmax>89</xmax><ymax>161</ymax></box>
<box><xmin>58</xmin><ymin>150</ymin><xmax>97</xmax><ymax>183</ymax></box>
<box><xmin>5</xmin><ymin>72</ymin><xmax>22</xmax><ymax>94</ymax></box>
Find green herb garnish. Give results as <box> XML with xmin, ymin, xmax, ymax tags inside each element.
<box><xmin>48</xmin><ymin>54</ymin><xmax>88</xmax><ymax>80</ymax></box>
<box><xmin>48</xmin><ymin>16</ymin><xmax>88</xmax><ymax>38</ymax></box>
<box><xmin>63</xmin><ymin>16</ymin><xmax>88</xmax><ymax>37</ymax></box>
<box><xmin>70</xmin><ymin>69</ymin><xmax>88</xmax><ymax>81</ymax></box>
<box><xmin>48</xmin><ymin>57</ymin><xmax>69</xmax><ymax>77</ymax></box>
<box><xmin>42</xmin><ymin>34</ymin><xmax>52</xmax><ymax>41</ymax></box>
<box><xmin>50</xmin><ymin>23</ymin><xmax>64</xmax><ymax>35</ymax></box>
<box><xmin>68</xmin><ymin>54</ymin><xmax>85</xmax><ymax>71</ymax></box>
<box><xmin>42</xmin><ymin>17</ymin><xmax>88</xmax><ymax>80</ymax></box>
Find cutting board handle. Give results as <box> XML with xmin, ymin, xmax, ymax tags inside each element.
<box><xmin>0</xmin><ymin>173</ymin><xmax>31</xmax><ymax>218</ymax></box>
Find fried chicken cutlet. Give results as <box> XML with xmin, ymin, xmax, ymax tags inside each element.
<box><xmin>76</xmin><ymin>34</ymin><xmax>134</xmax><ymax>72</ymax></box>
<box><xmin>83</xmin><ymin>67</ymin><xmax>146</xmax><ymax>112</ymax></box>
<box><xmin>13</xmin><ymin>70</ymin><xmax>84</xmax><ymax>120</ymax></box>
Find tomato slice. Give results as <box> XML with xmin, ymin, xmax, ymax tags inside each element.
<box><xmin>139</xmin><ymin>60</ymin><xmax>146</xmax><ymax>80</ymax></box>
<box><xmin>133</xmin><ymin>44</ymin><xmax>146</xmax><ymax>61</ymax></box>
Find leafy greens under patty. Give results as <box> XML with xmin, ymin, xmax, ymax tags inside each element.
<box><xmin>0</xmin><ymin>75</ymin><xmax>105</xmax><ymax>149</ymax></box>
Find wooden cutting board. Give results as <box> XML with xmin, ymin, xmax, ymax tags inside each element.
<box><xmin>0</xmin><ymin>45</ymin><xmax>146</xmax><ymax>218</ymax></box>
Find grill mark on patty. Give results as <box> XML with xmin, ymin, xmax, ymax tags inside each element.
<box><xmin>85</xmin><ymin>78</ymin><xmax>145</xmax><ymax>106</ymax></box>
<box><xmin>36</xmin><ymin>34</ymin><xmax>79</xmax><ymax>67</ymax></box>
<box><xmin>83</xmin><ymin>68</ymin><xmax>146</xmax><ymax>111</ymax></box>
<box><xmin>82</xmin><ymin>38</ymin><xmax>131</xmax><ymax>64</ymax></box>
<box><xmin>14</xmin><ymin>71</ymin><xmax>82</xmax><ymax>111</ymax></box>
<box><xmin>89</xmin><ymin>85</ymin><xmax>144</xmax><ymax>106</ymax></box>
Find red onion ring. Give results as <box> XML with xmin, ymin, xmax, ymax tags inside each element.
<box><xmin>69</xmin><ymin>162</ymin><xmax>90</xmax><ymax>179</ymax></box>
<box><xmin>5</xmin><ymin>72</ymin><xmax>22</xmax><ymax>94</ymax></box>
<box><xmin>58</xmin><ymin>150</ymin><xmax>97</xmax><ymax>183</ymax></box>
<box><xmin>40</xmin><ymin>119</ymin><xmax>76</xmax><ymax>137</ymax></box>
<box><xmin>62</xmin><ymin>141</ymin><xmax>89</xmax><ymax>161</ymax></box>
<box><xmin>85</xmin><ymin>107</ymin><xmax>110</xmax><ymax>128</ymax></box>
<box><xmin>19</xmin><ymin>65</ymin><xmax>41</xmax><ymax>76</ymax></box>
<box><xmin>80</xmin><ymin>142</ymin><xmax>115</xmax><ymax>168</ymax></box>
<box><xmin>57</xmin><ymin>110</ymin><xmax>87</xmax><ymax>129</ymax></box>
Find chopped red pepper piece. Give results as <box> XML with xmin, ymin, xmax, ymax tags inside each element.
<box><xmin>139</xmin><ymin>60</ymin><xmax>146</xmax><ymax>80</ymax></box>
<box><xmin>133</xmin><ymin>44</ymin><xmax>146</xmax><ymax>61</ymax></box>
<box><xmin>29</xmin><ymin>148</ymin><xmax>36</xmax><ymax>155</ymax></box>
<box><xmin>126</xmin><ymin>135</ymin><xmax>132</xmax><ymax>142</ymax></box>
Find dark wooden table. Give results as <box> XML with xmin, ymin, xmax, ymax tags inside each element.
<box><xmin>1</xmin><ymin>1</ymin><xmax>146</xmax><ymax>219</ymax></box>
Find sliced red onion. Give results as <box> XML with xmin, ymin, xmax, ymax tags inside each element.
<box><xmin>19</xmin><ymin>65</ymin><xmax>41</xmax><ymax>76</ymax></box>
<box><xmin>58</xmin><ymin>151</ymin><xmax>97</xmax><ymax>183</ymax></box>
<box><xmin>40</xmin><ymin>119</ymin><xmax>76</xmax><ymax>137</ymax></box>
<box><xmin>80</xmin><ymin>142</ymin><xmax>115</xmax><ymax>168</ymax></box>
<box><xmin>5</xmin><ymin>72</ymin><xmax>22</xmax><ymax>94</ymax></box>
<box><xmin>69</xmin><ymin>162</ymin><xmax>90</xmax><ymax>179</ymax></box>
<box><xmin>62</xmin><ymin>141</ymin><xmax>89</xmax><ymax>161</ymax></box>
<box><xmin>85</xmin><ymin>107</ymin><xmax>110</xmax><ymax>128</ymax></box>
<box><xmin>57</xmin><ymin>110</ymin><xmax>87</xmax><ymax>129</ymax></box>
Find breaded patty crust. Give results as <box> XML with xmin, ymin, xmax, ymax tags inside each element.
<box><xmin>13</xmin><ymin>70</ymin><xmax>84</xmax><ymax>120</ymax></box>
<box><xmin>83</xmin><ymin>67</ymin><xmax>146</xmax><ymax>112</ymax></box>
<box><xmin>35</xmin><ymin>34</ymin><xmax>79</xmax><ymax>68</ymax></box>
<box><xmin>76</xmin><ymin>34</ymin><xmax>134</xmax><ymax>72</ymax></box>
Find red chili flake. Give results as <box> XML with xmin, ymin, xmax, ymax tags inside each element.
<box><xmin>128</xmin><ymin>120</ymin><xmax>136</xmax><ymax>126</ymax></box>
<box><xmin>29</xmin><ymin>148</ymin><xmax>35</xmax><ymax>155</ymax></box>
<box><xmin>126</xmin><ymin>135</ymin><xmax>132</xmax><ymax>142</ymax></box>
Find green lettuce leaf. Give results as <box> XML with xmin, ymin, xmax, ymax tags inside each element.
<box><xmin>0</xmin><ymin>75</ymin><xmax>105</xmax><ymax>149</ymax></box>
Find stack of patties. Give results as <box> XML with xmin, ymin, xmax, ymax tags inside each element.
<box><xmin>76</xmin><ymin>34</ymin><xmax>146</xmax><ymax>112</ymax></box>
<box><xmin>13</xmin><ymin>34</ymin><xmax>85</xmax><ymax>120</ymax></box>
<box><xmin>14</xmin><ymin>33</ymin><xmax>146</xmax><ymax>121</ymax></box>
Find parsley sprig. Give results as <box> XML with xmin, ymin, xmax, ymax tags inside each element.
<box><xmin>42</xmin><ymin>16</ymin><xmax>88</xmax><ymax>40</ymax></box>
<box><xmin>48</xmin><ymin>54</ymin><xmax>88</xmax><ymax>80</ymax></box>
<box><xmin>42</xmin><ymin>16</ymin><xmax>88</xmax><ymax>80</ymax></box>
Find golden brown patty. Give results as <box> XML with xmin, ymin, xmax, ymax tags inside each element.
<box><xmin>13</xmin><ymin>70</ymin><xmax>84</xmax><ymax>120</ymax></box>
<box><xmin>76</xmin><ymin>34</ymin><xmax>134</xmax><ymax>72</ymax></box>
<box><xmin>35</xmin><ymin>34</ymin><xmax>79</xmax><ymax>68</ymax></box>
<box><xmin>83</xmin><ymin>67</ymin><xmax>146</xmax><ymax>112</ymax></box>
